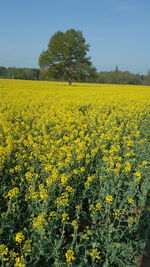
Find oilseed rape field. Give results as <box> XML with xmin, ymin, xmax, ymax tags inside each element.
<box><xmin>0</xmin><ymin>79</ymin><xmax>150</xmax><ymax>267</ymax></box>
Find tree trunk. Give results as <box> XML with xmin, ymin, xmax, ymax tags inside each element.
<box><xmin>68</xmin><ymin>81</ymin><xmax>72</xmax><ymax>86</ymax></box>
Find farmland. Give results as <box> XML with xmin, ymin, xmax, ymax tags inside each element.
<box><xmin>0</xmin><ymin>79</ymin><xmax>150</xmax><ymax>266</ymax></box>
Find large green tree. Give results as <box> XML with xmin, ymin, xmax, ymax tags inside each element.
<box><xmin>39</xmin><ymin>29</ymin><xmax>96</xmax><ymax>85</ymax></box>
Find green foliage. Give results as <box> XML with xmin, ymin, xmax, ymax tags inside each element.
<box><xmin>0</xmin><ymin>64</ymin><xmax>147</xmax><ymax>85</ymax></box>
<box><xmin>0</xmin><ymin>66</ymin><xmax>7</xmax><ymax>77</ymax></box>
<box><xmin>0</xmin><ymin>67</ymin><xmax>39</xmax><ymax>80</ymax></box>
<box><xmin>144</xmin><ymin>70</ymin><xmax>150</xmax><ymax>84</ymax></box>
<box><xmin>39</xmin><ymin>29</ymin><xmax>96</xmax><ymax>85</ymax></box>
<box><xmin>97</xmin><ymin>69</ymin><xmax>143</xmax><ymax>85</ymax></box>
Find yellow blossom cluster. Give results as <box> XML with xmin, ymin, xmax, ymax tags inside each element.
<box><xmin>90</xmin><ymin>248</ymin><xmax>101</xmax><ymax>259</ymax></box>
<box><xmin>33</xmin><ymin>213</ymin><xmax>48</xmax><ymax>231</ymax></box>
<box><xmin>15</xmin><ymin>232</ymin><xmax>25</xmax><ymax>243</ymax></box>
<box><xmin>65</xmin><ymin>249</ymin><xmax>75</xmax><ymax>262</ymax></box>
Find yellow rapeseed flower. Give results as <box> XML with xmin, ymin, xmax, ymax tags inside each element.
<box><xmin>95</xmin><ymin>203</ymin><xmax>102</xmax><ymax>210</ymax></box>
<box><xmin>49</xmin><ymin>211</ymin><xmax>57</xmax><ymax>218</ymax></box>
<box><xmin>71</xmin><ymin>220</ymin><xmax>78</xmax><ymax>230</ymax></box>
<box><xmin>113</xmin><ymin>209</ymin><xmax>122</xmax><ymax>217</ymax></box>
<box><xmin>14</xmin><ymin>256</ymin><xmax>25</xmax><ymax>267</ymax></box>
<box><xmin>128</xmin><ymin>198</ymin><xmax>134</xmax><ymax>205</ymax></box>
<box><xmin>5</xmin><ymin>187</ymin><xmax>19</xmax><ymax>199</ymax></box>
<box><xmin>62</xmin><ymin>213</ymin><xmax>69</xmax><ymax>222</ymax></box>
<box><xmin>39</xmin><ymin>184</ymin><xmax>48</xmax><ymax>200</ymax></box>
<box><xmin>106</xmin><ymin>195</ymin><xmax>113</xmax><ymax>204</ymax></box>
<box><xmin>0</xmin><ymin>244</ymin><xmax>8</xmax><ymax>257</ymax></box>
<box><xmin>90</xmin><ymin>248</ymin><xmax>101</xmax><ymax>259</ymax></box>
<box><xmin>128</xmin><ymin>217</ymin><xmax>135</xmax><ymax>227</ymax></box>
<box><xmin>65</xmin><ymin>249</ymin><xmax>75</xmax><ymax>262</ymax></box>
<box><xmin>15</xmin><ymin>232</ymin><xmax>25</xmax><ymax>243</ymax></box>
<box><xmin>33</xmin><ymin>213</ymin><xmax>48</xmax><ymax>232</ymax></box>
<box><xmin>134</xmin><ymin>171</ymin><xmax>141</xmax><ymax>183</ymax></box>
<box><xmin>124</xmin><ymin>161</ymin><xmax>131</xmax><ymax>173</ymax></box>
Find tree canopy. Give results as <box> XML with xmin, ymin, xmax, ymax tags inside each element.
<box><xmin>39</xmin><ymin>29</ymin><xmax>97</xmax><ymax>85</ymax></box>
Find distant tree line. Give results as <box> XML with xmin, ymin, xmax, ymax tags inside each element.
<box><xmin>39</xmin><ymin>66</ymin><xmax>150</xmax><ymax>85</ymax></box>
<box><xmin>0</xmin><ymin>65</ymin><xmax>150</xmax><ymax>85</ymax></box>
<box><xmin>0</xmin><ymin>66</ymin><xmax>40</xmax><ymax>80</ymax></box>
<box><xmin>96</xmin><ymin>66</ymin><xmax>145</xmax><ymax>85</ymax></box>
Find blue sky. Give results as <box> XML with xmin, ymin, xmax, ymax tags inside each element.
<box><xmin>0</xmin><ymin>0</ymin><xmax>150</xmax><ymax>74</ymax></box>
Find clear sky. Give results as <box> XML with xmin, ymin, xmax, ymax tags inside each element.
<box><xmin>0</xmin><ymin>0</ymin><xmax>150</xmax><ymax>74</ymax></box>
